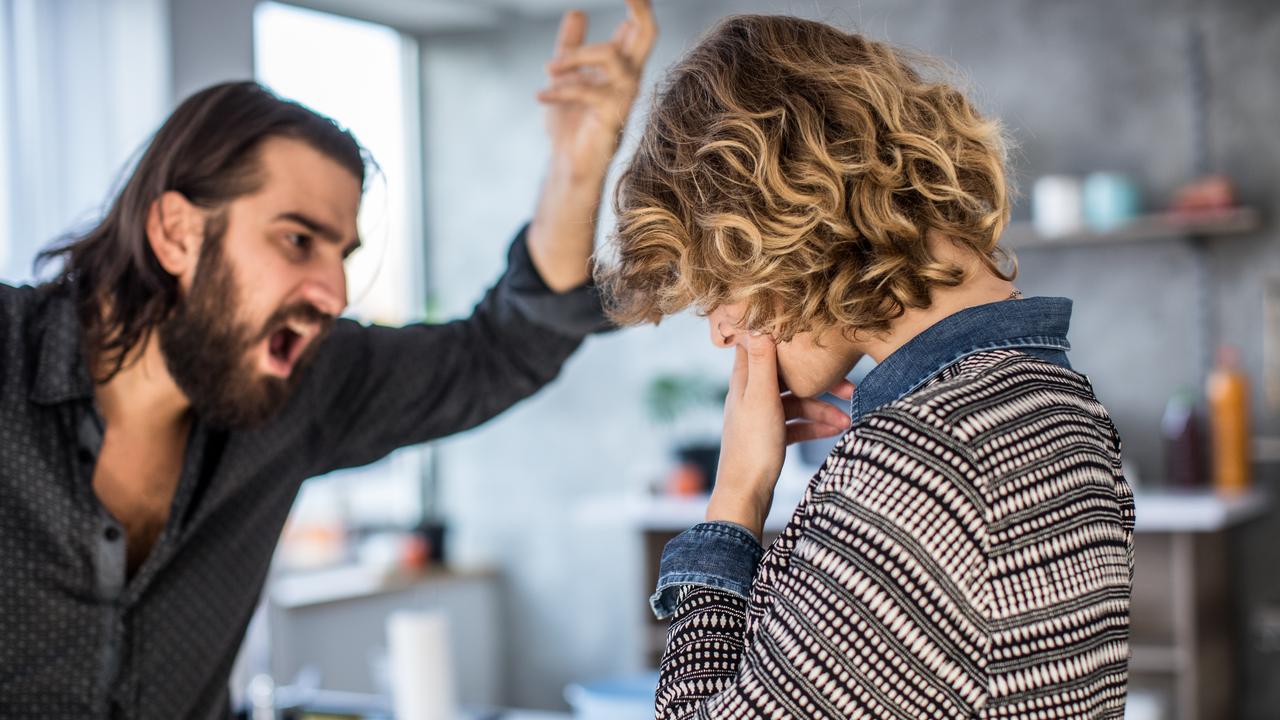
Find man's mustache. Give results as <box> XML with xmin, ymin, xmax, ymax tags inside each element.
<box><xmin>254</xmin><ymin>302</ymin><xmax>336</xmax><ymax>344</ymax></box>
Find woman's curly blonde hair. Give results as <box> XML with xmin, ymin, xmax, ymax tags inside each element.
<box><xmin>597</xmin><ymin>14</ymin><xmax>1016</xmax><ymax>341</ymax></box>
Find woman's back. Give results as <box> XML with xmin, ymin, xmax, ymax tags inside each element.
<box><xmin>598</xmin><ymin>13</ymin><xmax>1136</xmax><ymax>718</ymax></box>
<box><xmin>658</xmin><ymin>348</ymin><xmax>1134</xmax><ymax>719</ymax></box>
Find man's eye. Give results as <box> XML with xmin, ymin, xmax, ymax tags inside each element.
<box><xmin>285</xmin><ymin>233</ymin><xmax>312</xmax><ymax>251</ymax></box>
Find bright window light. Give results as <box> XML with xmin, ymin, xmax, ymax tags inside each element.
<box><xmin>254</xmin><ymin>1</ymin><xmax>420</xmax><ymax>325</ymax></box>
<box><xmin>255</xmin><ymin>2</ymin><xmax>426</xmax><ymax>538</ymax></box>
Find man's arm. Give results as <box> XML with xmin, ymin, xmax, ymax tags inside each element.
<box><xmin>528</xmin><ymin>0</ymin><xmax>656</xmax><ymax>292</ymax></box>
<box><xmin>306</xmin><ymin>1</ymin><xmax>657</xmax><ymax>471</ymax></box>
<box><xmin>309</xmin><ymin>226</ymin><xmax>596</xmax><ymax>472</ymax></box>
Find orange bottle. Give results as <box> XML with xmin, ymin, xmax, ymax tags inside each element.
<box><xmin>1206</xmin><ymin>346</ymin><xmax>1251</xmax><ymax>494</ymax></box>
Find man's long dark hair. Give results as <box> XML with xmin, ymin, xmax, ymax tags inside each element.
<box><xmin>36</xmin><ymin>81</ymin><xmax>367</xmax><ymax>381</ymax></box>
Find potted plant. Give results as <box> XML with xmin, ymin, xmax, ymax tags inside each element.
<box><xmin>645</xmin><ymin>373</ymin><xmax>728</xmax><ymax>495</ymax></box>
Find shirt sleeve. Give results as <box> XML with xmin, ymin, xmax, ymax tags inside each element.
<box><xmin>651</xmin><ymin>521</ymin><xmax>763</xmax><ymax>619</ymax></box>
<box><xmin>653</xmin><ymin>433</ymin><xmax>991</xmax><ymax>720</ymax></box>
<box><xmin>308</xmin><ymin>223</ymin><xmax>609</xmax><ymax>473</ymax></box>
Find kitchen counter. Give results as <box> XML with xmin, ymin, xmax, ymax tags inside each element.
<box><xmin>581</xmin><ymin>487</ymin><xmax>1270</xmax><ymax>535</ymax></box>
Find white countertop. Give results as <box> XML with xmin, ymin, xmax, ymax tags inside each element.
<box><xmin>1128</xmin><ymin>488</ymin><xmax>1270</xmax><ymax>532</ymax></box>
<box><xmin>269</xmin><ymin>564</ymin><xmax>498</xmax><ymax>609</ymax></box>
<box><xmin>579</xmin><ymin>488</ymin><xmax>1270</xmax><ymax>535</ymax></box>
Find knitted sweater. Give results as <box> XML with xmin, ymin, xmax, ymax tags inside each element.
<box><xmin>655</xmin><ymin>349</ymin><xmax>1134</xmax><ymax>719</ymax></box>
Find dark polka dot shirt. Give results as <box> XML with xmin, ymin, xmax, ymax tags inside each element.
<box><xmin>0</xmin><ymin>227</ymin><xmax>603</xmax><ymax>719</ymax></box>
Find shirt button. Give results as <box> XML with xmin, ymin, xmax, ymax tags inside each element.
<box><xmin>104</xmin><ymin>526</ymin><xmax>121</xmax><ymax>542</ymax></box>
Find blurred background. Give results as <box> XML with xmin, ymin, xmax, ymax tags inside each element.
<box><xmin>1</xmin><ymin>0</ymin><xmax>1277</xmax><ymax>718</ymax></box>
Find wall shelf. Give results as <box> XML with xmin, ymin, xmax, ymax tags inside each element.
<box><xmin>1001</xmin><ymin>206</ymin><xmax>1261</xmax><ymax>249</ymax></box>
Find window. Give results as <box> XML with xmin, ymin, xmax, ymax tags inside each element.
<box><xmin>254</xmin><ymin>2</ymin><xmax>429</xmax><ymax>561</ymax></box>
<box><xmin>0</xmin><ymin>3</ymin><xmax>11</xmax><ymax>278</ymax></box>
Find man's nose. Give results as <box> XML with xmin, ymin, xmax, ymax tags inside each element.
<box><xmin>299</xmin><ymin>264</ymin><xmax>347</xmax><ymax>318</ymax></box>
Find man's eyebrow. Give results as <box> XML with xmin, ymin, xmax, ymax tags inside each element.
<box><xmin>275</xmin><ymin>211</ymin><xmax>361</xmax><ymax>255</ymax></box>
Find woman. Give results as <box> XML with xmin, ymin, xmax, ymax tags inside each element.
<box><xmin>598</xmin><ymin>15</ymin><xmax>1134</xmax><ymax>719</ymax></box>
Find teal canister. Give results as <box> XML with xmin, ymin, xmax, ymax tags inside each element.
<box><xmin>1083</xmin><ymin>172</ymin><xmax>1141</xmax><ymax>232</ymax></box>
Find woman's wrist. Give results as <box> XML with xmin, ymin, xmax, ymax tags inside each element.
<box><xmin>705</xmin><ymin>488</ymin><xmax>772</xmax><ymax>541</ymax></box>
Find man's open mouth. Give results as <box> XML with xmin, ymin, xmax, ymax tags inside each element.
<box><xmin>262</xmin><ymin>319</ymin><xmax>321</xmax><ymax>377</ymax></box>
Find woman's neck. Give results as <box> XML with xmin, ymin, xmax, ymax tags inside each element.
<box><xmin>856</xmin><ymin>234</ymin><xmax>1016</xmax><ymax>364</ymax></box>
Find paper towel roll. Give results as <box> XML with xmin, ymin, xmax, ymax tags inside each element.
<box><xmin>386</xmin><ymin>610</ymin><xmax>457</xmax><ymax>720</ymax></box>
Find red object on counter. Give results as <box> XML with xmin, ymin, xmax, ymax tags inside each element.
<box><xmin>1171</xmin><ymin>174</ymin><xmax>1237</xmax><ymax>215</ymax></box>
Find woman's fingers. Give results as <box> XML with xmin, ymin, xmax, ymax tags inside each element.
<box><xmin>728</xmin><ymin>344</ymin><xmax>749</xmax><ymax>398</ymax></box>
<box><xmin>827</xmin><ymin>378</ymin><xmax>856</xmax><ymax>401</ymax></box>
<box><xmin>785</xmin><ymin>420</ymin><xmax>848</xmax><ymax>445</ymax></box>
<box><xmin>743</xmin><ymin>334</ymin><xmax>780</xmax><ymax>404</ymax></box>
<box><xmin>781</xmin><ymin>395</ymin><xmax>851</xmax><ymax>430</ymax></box>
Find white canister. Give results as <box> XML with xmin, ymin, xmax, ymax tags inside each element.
<box><xmin>386</xmin><ymin>610</ymin><xmax>457</xmax><ymax>720</ymax></box>
<box><xmin>1032</xmin><ymin>175</ymin><xmax>1085</xmax><ymax>238</ymax></box>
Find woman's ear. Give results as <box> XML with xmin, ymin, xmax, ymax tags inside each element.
<box><xmin>146</xmin><ymin>191</ymin><xmax>203</xmax><ymax>280</ymax></box>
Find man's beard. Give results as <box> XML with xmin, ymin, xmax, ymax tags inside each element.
<box><xmin>157</xmin><ymin>228</ymin><xmax>334</xmax><ymax>429</ymax></box>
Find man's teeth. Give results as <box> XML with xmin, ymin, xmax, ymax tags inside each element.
<box><xmin>285</xmin><ymin>320</ymin><xmax>313</xmax><ymax>339</ymax></box>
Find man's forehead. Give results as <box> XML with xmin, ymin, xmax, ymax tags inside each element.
<box><xmin>252</xmin><ymin>137</ymin><xmax>361</xmax><ymax>233</ymax></box>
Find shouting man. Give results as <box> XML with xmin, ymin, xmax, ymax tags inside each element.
<box><xmin>0</xmin><ymin>2</ymin><xmax>656</xmax><ymax>717</ymax></box>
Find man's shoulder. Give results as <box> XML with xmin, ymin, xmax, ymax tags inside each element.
<box><xmin>0</xmin><ymin>281</ymin><xmax>40</xmax><ymax>335</ymax></box>
<box><xmin>0</xmin><ymin>282</ymin><xmax>46</xmax><ymax>394</ymax></box>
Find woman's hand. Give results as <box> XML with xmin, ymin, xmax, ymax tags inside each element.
<box><xmin>706</xmin><ymin>334</ymin><xmax>856</xmax><ymax>540</ymax></box>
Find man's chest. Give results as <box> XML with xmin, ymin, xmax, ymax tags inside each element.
<box><xmin>91</xmin><ymin>428</ymin><xmax>187</xmax><ymax>575</ymax></box>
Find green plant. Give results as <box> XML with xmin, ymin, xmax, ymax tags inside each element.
<box><xmin>645</xmin><ymin>373</ymin><xmax>729</xmax><ymax>425</ymax></box>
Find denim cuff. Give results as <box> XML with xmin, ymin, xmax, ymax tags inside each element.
<box><xmin>502</xmin><ymin>223</ymin><xmax>613</xmax><ymax>338</ymax></box>
<box><xmin>650</xmin><ymin>521</ymin><xmax>764</xmax><ymax>619</ymax></box>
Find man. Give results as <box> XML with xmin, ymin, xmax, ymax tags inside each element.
<box><xmin>0</xmin><ymin>2</ymin><xmax>656</xmax><ymax>718</ymax></box>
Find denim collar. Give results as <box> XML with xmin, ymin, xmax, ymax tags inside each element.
<box><xmin>850</xmin><ymin>296</ymin><xmax>1073</xmax><ymax>421</ymax></box>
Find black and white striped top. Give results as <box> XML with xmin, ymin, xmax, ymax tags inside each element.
<box><xmin>655</xmin><ymin>348</ymin><xmax>1135</xmax><ymax>719</ymax></box>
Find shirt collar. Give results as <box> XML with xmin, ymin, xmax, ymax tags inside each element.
<box><xmin>29</xmin><ymin>284</ymin><xmax>96</xmax><ymax>406</ymax></box>
<box><xmin>850</xmin><ymin>296</ymin><xmax>1073</xmax><ymax>421</ymax></box>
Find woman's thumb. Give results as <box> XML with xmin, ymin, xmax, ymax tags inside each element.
<box><xmin>744</xmin><ymin>333</ymin><xmax>779</xmax><ymax>400</ymax></box>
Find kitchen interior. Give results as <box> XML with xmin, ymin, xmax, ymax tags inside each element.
<box><xmin>1</xmin><ymin>0</ymin><xmax>1277</xmax><ymax>718</ymax></box>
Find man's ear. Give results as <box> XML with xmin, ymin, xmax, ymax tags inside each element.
<box><xmin>146</xmin><ymin>191</ymin><xmax>204</xmax><ymax>279</ymax></box>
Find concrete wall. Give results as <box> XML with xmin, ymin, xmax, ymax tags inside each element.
<box><xmin>419</xmin><ymin>0</ymin><xmax>1280</xmax><ymax>713</ymax></box>
<box><xmin>169</xmin><ymin>0</ymin><xmax>257</xmax><ymax>102</ymax></box>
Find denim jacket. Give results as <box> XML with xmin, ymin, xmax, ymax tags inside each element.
<box><xmin>651</xmin><ymin>296</ymin><xmax>1074</xmax><ymax>618</ymax></box>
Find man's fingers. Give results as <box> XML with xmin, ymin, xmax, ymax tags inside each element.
<box><xmin>610</xmin><ymin>18</ymin><xmax>634</xmax><ymax>48</ymax></box>
<box><xmin>546</xmin><ymin>43</ymin><xmax>631</xmax><ymax>85</ymax></box>
<box><xmin>621</xmin><ymin>0</ymin><xmax>657</xmax><ymax>64</ymax></box>
<box><xmin>785</xmin><ymin>421</ymin><xmax>847</xmax><ymax>446</ymax></box>
<box><xmin>536</xmin><ymin>83</ymin><xmax>616</xmax><ymax>116</ymax></box>
<box><xmin>552</xmin><ymin>10</ymin><xmax>587</xmax><ymax>58</ymax></box>
<box><xmin>782</xmin><ymin>396</ymin><xmax>851</xmax><ymax>430</ymax></box>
